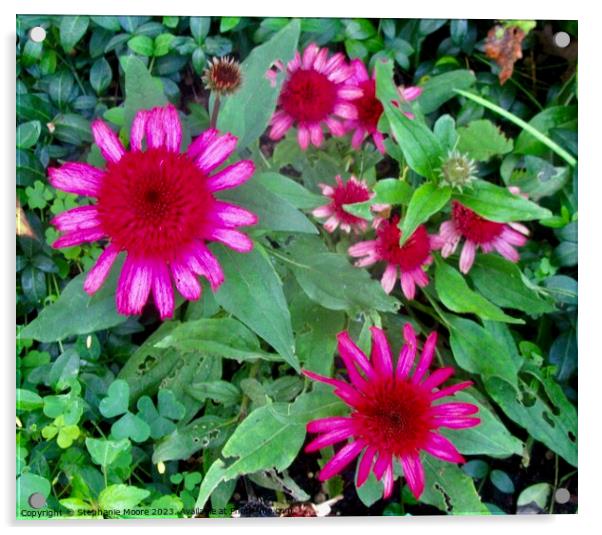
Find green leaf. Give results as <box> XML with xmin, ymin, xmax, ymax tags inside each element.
<box><xmin>447</xmin><ymin>315</ymin><xmax>520</xmax><ymax>386</ymax></box>
<box><xmin>420</xmin><ymin>456</ymin><xmax>489</xmax><ymax>514</ymax></box>
<box><xmin>548</xmin><ymin>330</ymin><xmax>577</xmax><ymax>382</ymax></box>
<box><xmin>220</xmin><ymin>17</ymin><xmax>241</xmax><ymax>32</ymax></box>
<box><xmin>136</xmin><ymin>396</ymin><xmax>178</xmax><ymax>439</ymax></box>
<box><xmin>218</xmin><ymin>177</ymin><xmax>317</xmax><ymax>234</ymax></box>
<box><xmin>49</xmin><ymin>71</ymin><xmax>75</xmax><ymax>109</ymax></box>
<box><xmin>85</xmin><ymin>437</ymin><xmax>131</xmax><ymax>468</ymax></box>
<box><xmin>517</xmin><ymin>483</ymin><xmax>551</xmax><ymax>509</ymax></box>
<box><xmin>344</xmin><ymin>178</ymin><xmax>413</xmax><ymax>219</ymax></box>
<box><xmin>399</xmin><ymin>182</ymin><xmax>450</xmax><ymax>246</ymax></box>
<box><xmin>255</xmin><ymin>172</ymin><xmax>323</xmax><ymax>210</ymax></box>
<box><xmin>111</xmin><ymin>411</ymin><xmax>151</xmax><ymax>443</ymax></box>
<box><xmin>433</xmin><ymin>114</ymin><xmax>458</xmax><ymax>151</ymax></box>
<box><xmin>469</xmin><ymin>255</ymin><xmax>554</xmax><ymax>315</ymax></box>
<box><xmin>544</xmin><ymin>275</ymin><xmax>577</xmax><ymax>305</ymax></box>
<box><xmin>121</xmin><ymin>55</ymin><xmax>167</xmax><ymax>131</ymax></box>
<box><xmin>485</xmin><ymin>365</ymin><xmax>577</xmax><ymax>466</ymax></box>
<box><xmin>490</xmin><ymin>470</ymin><xmax>515</xmax><ymax>494</ymax></box>
<box><xmin>154</xmin><ymin>318</ymin><xmax>278</xmax><ymax>362</ymax></box>
<box><xmin>217</xmin><ymin>19</ymin><xmax>300</xmax><ymax>150</ymax></box>
<box><xmin>16</xmin><ymin>120</ymin><xmax>42</xmax><ymax>149</ymax></box>
<box><xmin>418</xmin><ymin>70</ymin><xmax>476</xmax><ymax>114</ymax></box>
<box><xmin>17</xmin><ymin>473</ymin><xmax>51</xmax><ymax>514</ymax></box>
<box><xmin>376</xmin><ymin>59</ymin><xmax>443</xmax><ymax>179</ymax></box>
<box><xmin>457</xmin><ymin>119</ymin><xmax>513</xmax><ymax>161</ymax></box>
<box><xmin>285</xmin><ymin>236</ymin><xmax>400</xmax><ymax>314</ymax></box>
<box><xmin>16</xmin><ymin>388</ymin><xmax>44</xmax><ymax>411</ymax></box>
<box><xmin>435</xmin><ymin>260</ymin><xmax>523</xmax><ymax>323</ymax></box>
<box><xmin>152</xmin><ymin>415</ymin><xmax>232</xmax><ymax>463</ymax></box>
<box><xmin>90</xmin><ymin>57</ymin><xmax>112</xmax><ymax>94</ymax></box>
<box><xmin>515</xmin><ymin>106</ymin><xmax>577</xmax><ymax>157</ymax></box>
<box><xmin>440</xmin><ymin>391</ymin><xmax>523</xmax><ymax>457</ymax></box>
<box><xmin>99</xmin><ymin>379</ymin><xmax>130</xmax><ymax>418</ymax></box>
<box><xmin>128</xmin><ymin>35</ymin><xmax>154</xmax><ymax>56</ymax></box>
<box><xmin>48</xmin><ymin>348</ymin><xmax>81</xmax><ymax>390</ymax></box>
<box><xmin>60</xmin><ymin>16</ymin><xmax>90</xmax><ymax>53</ymax></box>
<box><xmin>20</xmin><ymin>270</ymin><xmax>127</xmax><ymax>342</ymax></box>
<box><xmin>157</xmin><ymin>390</ymin><xmax>186</xmax><ymax>420</ymax></box>
<box><xmin>153</xmin><ymin>33</ymin><xmax>175</xmax><ymax>57</ymax></box>
<box><xmin>212</xmin><ymin>245</ymin><xmax>297</xmax><ymax>370</ymax></box>
<box><xmin>186</xmin><ymin>380</ymin><xmax>241</xmax><ymax>405</ymax></box>
<box><xmin>98</xmin><ymin>484</ymin><xmax>150</xmax><ymax>512</ymax></box>
<box><xmin>355</xmin><ymin>467</ymin><xmax>383</xmax><ymax>507</ymax></box>
<box><xmin>53</xmin><ymin>113</ymin><xmax>93</xmax><ymax>145</ymax></box>
<box><xmin>190</xmin><ymin>17</ymin><xmax>211</xmax><ymax>43</ymax></box>
<box><xmin>453</xmin><ymin>180</ymin><xmax>552</xmax><ymax>222</ymax></box>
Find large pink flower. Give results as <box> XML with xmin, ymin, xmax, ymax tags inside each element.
<box><xmin>49</xmin><ymin>104</ymin><xmax>257</xmax><ymax>319</ymax></box>
<box><xmin>304</xmin><ymin>325</ymin><xmax>479</xmax><ymax>499</ymax></box>
<box><xmin>348</xmin><ymin>216</ymin><xmax>436</xmax><ymax>300</ymax></box>
<box><xmin>432</xmin><ymin>201</ymin><xmax>529</xmax><ymax>274</ymax></box>
<box><xmin>268</xmin><ymin>43</ymin><xmax>362</xmax><ymax>150</ymax></box>
<box><xmin>345</xmin><ymin>59</ymin><xmax>422</xmax><ymax>154</ymax></box>
<box><xmin>312</xmin><ymin>176</ymin><xmax>372</xmax><ymax>234</ymax></box>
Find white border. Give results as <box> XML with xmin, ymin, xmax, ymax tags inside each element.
<box><xmin>3</xmin><ymin>1</ymin><xmax>600</xmax><ymax>533</ymax></box>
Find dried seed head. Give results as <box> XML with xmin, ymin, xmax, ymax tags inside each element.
<box><xmin>439</xmin><ymin>150</ymin><xmax>478</xmax><ymax>191</ymax></box>
<box><xmin>202</xmin><ymin>56</ymin><xmax>242</xmax><ymax>95</ymax></box>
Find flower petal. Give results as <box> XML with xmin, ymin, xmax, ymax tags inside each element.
<box><xmin>170</xmin><ymin>259</ymin><xmax>202</xmax><ymax>301</ymax></box>
<box><xmin>381</xmin><ymin>263</ymin><xmax>398</xmax><ymax>294</ymax></box>
<box><xmin>401</xmin><ymin>454</ymin><xmax>425</xmax><ymax>499</ymax></box>
<box><xmin>298</xmin><ymin>125</ymin><xmax>310</xmax><ymax>150</ymax></box>
<box><xmin>152</xmin><ymin>262</ymin><xmax>175</xmax><ymax>319</ymax></box>
<box><xmin>206</xmin><ymin>228</ymin><xmax>253</xmax><ymax>253</ymax></box>
<box><xmin>51</xmin><ymin>206</ymin><xmax>100</xmax><ymax>232</ymax></box>
<box><xmin>307</xmin><ymin>416</ymin><xmax>353</xmax><ymax>434</ymax></box>
<box><xmin>83</xmin><ymin>244</ymin><xmax>120</xmax><ymax>295</ymax></box>
<box><xmin>424</xmin><ymin>432</ymin><xmax>465</xmax><ymax>463</ymax></box>
<box><xmin>116</xmin><ymin>256</ymin><xmax>152</xmax><ymax>316</ymax></box>
<box><xmin>369</xmin><ymin>326</ymin><xmax>393</xmax><ymax>377</ymax></box>
<box><xmin>431</xmin><ymin>381</ymin><xmax>473</xmax><ymax>400</ymax></box>
<box><xmin>421</xmin><ymin>367</ymin><xmax>454</xmax><ymax>391</ymax></box>
<box><xmin>356</xmin><ymin>446</ymin><xmax>377</xmax><ymax>487</ymax></box>
<box><xmin>185</xmin><ymin>242</ymin><xmax>224</xmax><ymax>291</ymax></box>
<box><xmin>187</xmin><ymin>128</ymin><xmax>219</xmax><ymax>160</ymax></box>
<box><xmin>459</xmin><ymin>240</ymin><xmax>476</xmax><ymax>274</ymax></box>
<box><xmin>318</xmin><ymin>440</ymin><xmax>365</xmax><ymax>481</ymax></box>
<box><xmin>412</xmin><ymin>331</ymin><xmax>438</xmax><ymax>383</ymax></box>
<box><xmin>52</xmin><ymin>227</ymin><xmax>106</xmax><ymax>248</ymax></box>
<box><xmin>337</xmin><ymin>331</ymin><xmax>376</xmax><ymax>380</ymax></box>
<box><xmin>195</xmin><ymin>133</ymin><xmax>238</xmax><ymax>173</ymax></box>
<box><xmin>205</xmin><ymin>160</ymin><xmax>255</xmax><ymax>192</ymax></box>
<box><xmin>130</xmin><ymin>110</ymin><xmax>149</xmax><ymax>151</ymax></box>
<box><xmin>48</xmin><ymin>163</ymin><xmax>104</xmax><ymax>197</ymax></box>
<box><xmin>305</xmin><ymin>427</ymin><xmax>354</xmax><ymax>453</ymax></box>
<box><xmin>91</xmin><ymin>119</ymin><xmax>125</xmax><ymax>163</ymax></box>
<box><xmin>210</xmin><ymin>202</ymin><xmax>258</xmax><ymax>228</ymax></box>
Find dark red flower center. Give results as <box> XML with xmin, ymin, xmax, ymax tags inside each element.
<box><xmin>375</xmin><ymin>218</ymin><xmax>431</xmax><ymax>271</ymax></box>
<box><xmin>97</xmin><ymin>148</ymin><xmax>215</xmax><ymax>260</ymax></box>
<box><xmin>354</xmin><ymin>79</ymin><xmax>383</xmax><ymax>132</ymax></box>
<box><xmin>452</xmin><ymin>201</ymin><xmax>504</xmax><ymax>244</ymax></box>
<box><xmin>352</xmin><ymin>377</ymin><xmax>433</xmax><ymax>457</ymax></box>
<box><xmin>331</xmin><ymin>180</ymin><xmax>371</xmax><ymax>225</ymax></box>
<box><xmin>280</xmin><ymin>69</ymin><xmax>338</xmax><ymax>123</ymax></box>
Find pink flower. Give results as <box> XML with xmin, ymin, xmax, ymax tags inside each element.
<box><xmin>268</xmin><ymin>43</ymin><xmax>362</xmax><ymax>150</ymax></box>
<box><xmin>49</xmin><ymin>104</ymin><xmax>257</xmax><ymax>319</ymax></box>
<box><xmin>345</xmin><ymin>59</ymin><xmax>422</xmax><ymax>154</ymax></box>
<box><xmin>312</xmin><ymin>176</ymin><xmax>372</xmax><ymax>234</ymax></box>
<box><xmin>348</xmin><ymin>217</ymin><xmax>436</xmax><ymax>300</ymax></box>
<box><xmin>304</xmin><ymin>325</ymin><xmax>479</xmax><ymax>499</ymax></box>
<box><xmin>432</xmin><ymin>201</ymin><xmax>529</xmax><ymax>274</ymax></box>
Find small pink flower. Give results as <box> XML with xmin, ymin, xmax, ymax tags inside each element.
<box><xmin>304</xmin><ymin>324</ymin><xmax>479</xmax><ymax>500</ymax></box>
<box><xmin>312</xmin><ymin>176</ymin><xmax>373</xmax><ymax>234</ymax></box>
<box><xmin>348</xmin><ymin>216</ymin><xmax>436</xmax><ymax>300</ymax></box>
<box><xmin>345</xmin><ymin>59</ymin><xmax>422</xmax><ymax>154</ymax></box>
<box><xmin>432</xmin><ymin>201</ymin><xmax>529</xmax><ymax>274</ymax></box>
<box><xmin>49</xmin><ymin>104</ymin><xmax>257</xmax><ymax>319</ymax></box>
<box><xmin>268</xmin><ymin>43</ymin><xmax>362</xmax><ymax>150</ymax></box>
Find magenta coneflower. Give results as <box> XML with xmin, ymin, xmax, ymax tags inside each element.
<box><xmin>268</xmin><ymin>43</ymin><xmax>362</xmax><ymax>150</ymax></box>
<box><xmin>344</xmin><ymin>59</ymin><xmax>422</xmax><ymax>154</ymax></box>
<box><xmin>304</xmin><ymin>325</ymin><xmax>479</xmax><ymax>499</ymax></box>
<box><xmin>312</xmin><ymin>175</ymin><xmax>372</xmax><ymax>234</ymax></box>
<box><xmin>49</xmin><ymin>104</ymin><xmax>257</xmax><ymax>319</ymax></box>
<box><xmin>433</xmin><ymin>201</ymin><xmax>529</xmax><ymax>274</ymax></box>
<box><xmin>348</xmin><ymin>216</ymin><xmax>436</xmax><ymax>300</ymax></box>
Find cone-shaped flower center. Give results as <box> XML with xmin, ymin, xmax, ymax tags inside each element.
<box><xmin>355</xmin><ymin>79</ymin><xmax>383</xmax><ymax>132</ymax></box>
<box><xmin>452</xmin><ymin>201</ymin><xmax>504</xmax><ymax>244</ymax></box>
<box><xmin>97</xmin><ymin>148</ymin><xmax>214</xmax><ymax>260</ymax></box>
<box><xmin>352</xmin><ymin>377</ymin><xmax>432</xmax><ymax>457</ymax></box>
<box><xmin>375</xmin><ymin>218</ymin><xmax>431</xmax><ymax>271</ymax></box>
<box><xmin>280</xmin><ymin>69</ymin><xmax>338</xmax><ymax>123</ymax></box>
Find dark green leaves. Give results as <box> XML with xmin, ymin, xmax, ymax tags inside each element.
<box><xmin>454</xmin><ymin>180</ymin><xmax>552</xmax><ymax>222</ymax></box>
<box><xmin>375</xmin><ymin>59</ymin><xmax>443</xmax><ymax>179</ymax></box>
<box><xmin>16</xmin><ymin>121</ymin><xmax>42</xmax><ymax>149</ymax></box>
<box><xmin>60</xmin><ymin>16</ymin><xmax>90</xmax><ymax>53</ymax></box>
<box><xmin>90</xmin><ymin>58</ymin><xmax>113</xmax><ymax>94</ymax></box>
<box><xmin>399</xmin><ymin>182</ymin><xmax>450</xmax><ymax>245</ymax></box>
<box><xmin>212</xmin><ymin>245</ymin><xmax>297</xmax><ymax>370</ymax></box>
<box><xmin>20</xmin><ymin>271</ymin><xmax>126</xmax><ymax>342</ymax></box>
<box><xmin>284</xmin><ymin>236</ymin><xmax>399</xmax><ymax>314</ymax></box>
<box><xmin>435</xmin><ymin>260</ymin><xmax>523</xmax><ymax>323</ymax></box>
<box><xmin>217</xmin><ymin>19</ymin><xmax>300</xmax><ymax>150</ymax></box>
<box><xmin>418</xmin><ymin>70</ymin><xmax>475</xmax><ymax>114</ymax></box>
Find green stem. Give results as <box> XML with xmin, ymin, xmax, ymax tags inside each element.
<box><xmin>210</xmin><ymin>94</ymin><xmax>221</xmax><ymax>129</ymax></box>
<box><xmin>455</xmin><ymin>89</ymin><xmax>577</xmax><ymax>167</ymax></box>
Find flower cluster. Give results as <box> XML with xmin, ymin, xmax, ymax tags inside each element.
<box><xmin>304</xmin><ymin>324</ymin><xmax>479</xmax><ymax>499</ymax></box>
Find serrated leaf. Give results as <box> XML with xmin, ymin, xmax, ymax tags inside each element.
<box><xmin>457</xmin><ymin>119</ymin><xmax>513</xmax><ymax>161</ymax></box>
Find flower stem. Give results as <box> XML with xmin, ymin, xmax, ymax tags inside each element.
<box><xmin>210</xmin><ymin>94</ymin><xmax>221</xmax><ymax>129</ymax></box>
